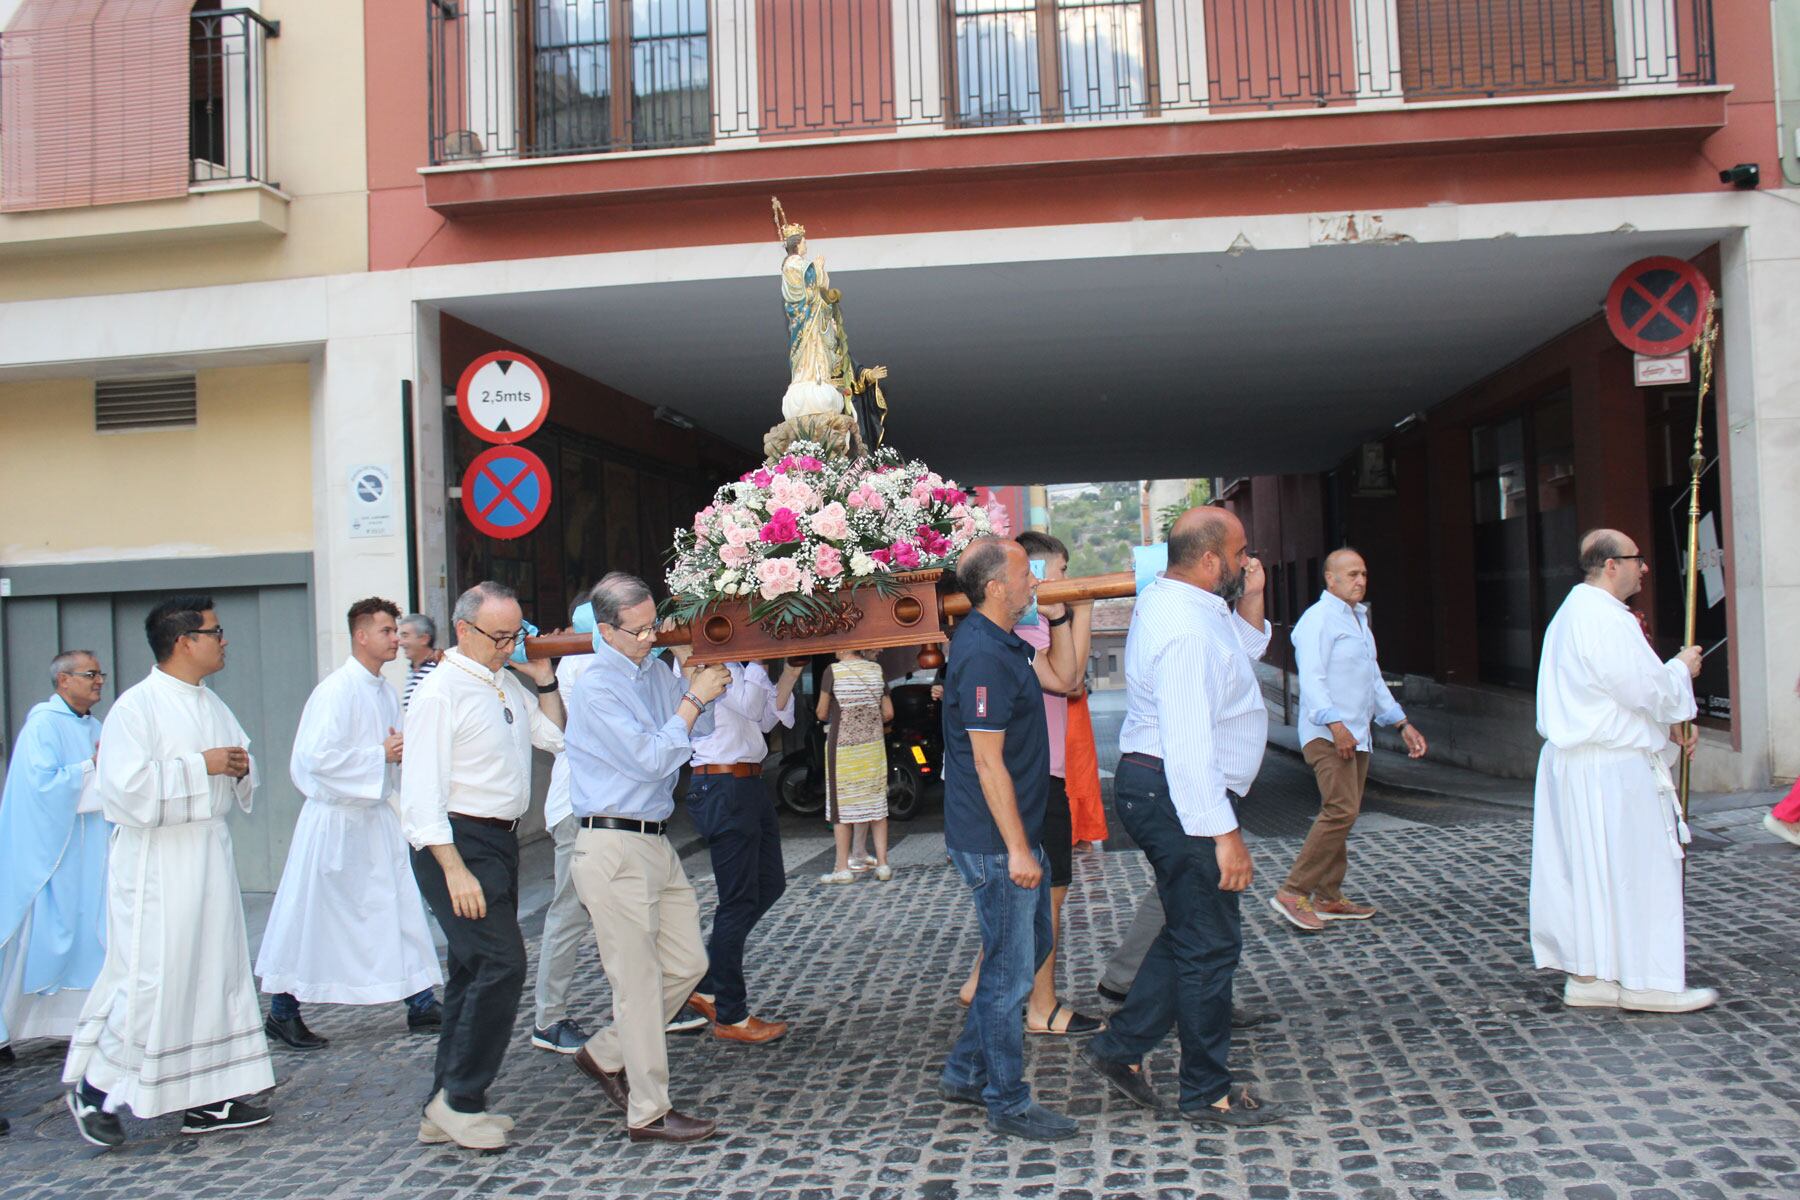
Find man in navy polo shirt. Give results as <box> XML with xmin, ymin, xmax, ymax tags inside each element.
<box><xmin>939</xmin><ymin>537</ymin><xmax>1081</xmax><ymax>1141</ymax></box>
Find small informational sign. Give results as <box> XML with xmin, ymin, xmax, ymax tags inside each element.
<box><xmin>461</xmin><ymin>445</ymin><xmax>553</xmax><ymax>539</ymax></box>
<box><xmin>348</xmin><ymin>464</ymin><xmax>395</xmax><ymax>539</ymax></box>
<box><xmin>1132</xmin><ymin>542</ymin><xmax>1168</xmax><ymax>598</ymax></box>
<box><xmin>1633</xmin><ymin>352</ymin><xmax>1691</xmax><ymax>387</ymax></box>
<box><xmin>456</xmin><ymin>351</ymin><xmax>550</xmax><ymax>444</ymax></box>
<box><xmin>1604</xmin><ymin>257</ymin><xmax>1712</xmax><ymax>356</ymax></box>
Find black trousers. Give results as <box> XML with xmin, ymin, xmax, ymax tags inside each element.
<box><xmin>686</xmin><ymin>773</ymin><xmax>786</xmax><ymax>1026</ymax></box>
<box><xmin>411</xmin><ymin>817</ymin><xmax>526</xmax><ymax>1113</ymax></box>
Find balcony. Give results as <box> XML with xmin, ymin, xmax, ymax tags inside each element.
<box><xmin>0</xmin><ymin>8</ymin><xmax>282</xmax><ymax>256</ymax></box>
<box><xmin>424</xmin><ymin>0</ymin><xmax>1721</xmax><ymax>207</ymax></box>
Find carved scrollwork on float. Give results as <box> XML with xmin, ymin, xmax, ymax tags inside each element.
<box><xmin>759</xmin><ymin>594</ymin><xmax>866</xmax><ymax>641</ymax></box>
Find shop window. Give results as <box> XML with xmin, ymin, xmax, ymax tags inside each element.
<box><xmin>949</xmin><ymin>0</ymin><xmax>1152</xmax><ymax>128</ymax></box>
<box><xmin>1470</xmin><ymin>389</ymin><xmax>1580</xmax><ymax>690</ymax></box>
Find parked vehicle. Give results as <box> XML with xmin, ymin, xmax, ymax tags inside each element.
<box><xmin>774</xmin><ymin>682</ymin><xmax>941</xmax><ymax>821</ymax></box>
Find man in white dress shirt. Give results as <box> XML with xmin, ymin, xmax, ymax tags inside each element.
<box><xmin>1269</xmin><ymin>549</ymin><xmax>1427</xmax><ymax>931</ymax></box>
<box><xmin>1083</xmin><ymin>508</ymin><xmax>1287</xmax><ymax>1128</ymax></box>
<box><xmin>256</xmin><ymin>597</ymin><xmax>443</xmax><ymax>1050</ymax></box>
<box><xmin>1531</xmin><ymin>529</ymin><xmax>1710</xmax><ymax>1013</ymax></box>
<box><xmin>63</xmin><ymin>595</ymin><xmax>273</xmax><ymax>1147</ymax></box>
<box><xmin>401</xmin><ymin>581</ymin><xmax>565</xmax><ymax>1151</ymax></box>
<box><xmin>682</xmin><ymin>657</ymin><xmax>803</xmax><ymax>1044</ymax></box>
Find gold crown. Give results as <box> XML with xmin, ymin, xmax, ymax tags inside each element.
<box><xmin>771</xmin><ymin>196</ymin><xmax>805</xmax><ymax>241</ymax></box>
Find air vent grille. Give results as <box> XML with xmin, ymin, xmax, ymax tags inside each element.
<box><xmin>95</xmin><ymin>376</ymin><xmax>197</xmax><ymax>432</ymax></box>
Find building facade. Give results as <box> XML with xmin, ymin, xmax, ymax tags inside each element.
<box><xmin>2</xmin><ymin>0</ymin><xmax>1795</xmax><ymax>900</ymax></box>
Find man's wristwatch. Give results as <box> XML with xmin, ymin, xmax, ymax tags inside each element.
<box><xmin>1046</xmin><ymin>612</ymin><xmax>1072</xmax><ymax>627</ymax></box>
<box><xmin>535</xmin><ymin>678</ymin><xmax>560</xmax><ymax>695</ymax></box>
<box><xmin>683</xmin><ymin>690</ymin><xmax>707</xmax><ymax>710</ymax></box>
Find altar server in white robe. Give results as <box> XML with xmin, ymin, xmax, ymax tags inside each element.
<box><xmin>63</xmin><ymin>594</ymin><xmax>275</xmax><ymax>1148</ymax></box>
<box><xmin>0</xmin><ymin>651</ymin><xmax>107</xmax><ymax>1052</ymax></box>
<box><xmin>256</xmin><ymin>597</ymin><xmax>444</xmax><ymax>1051</ymax></box>
<box><xmin>1531</xmin><ymin>529</ymin><xmax>1710</xmax><ymax>1014</ymax></box>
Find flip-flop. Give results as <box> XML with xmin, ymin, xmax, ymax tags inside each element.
<box><xmin>1026</xmin><ymin>1001</ymin><xmax>1105</xmax><ymax>1037</ymax></box>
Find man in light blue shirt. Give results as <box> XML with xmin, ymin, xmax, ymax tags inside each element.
<box><xmin>562</xmin><ymin>572</ymin><xmax>730</xmax><ymax>1144</ymax></box>
<box><xmin>1271</xmin><ymin>548</ymin><xmax>1427</xmax><ymax>932</ymax></box>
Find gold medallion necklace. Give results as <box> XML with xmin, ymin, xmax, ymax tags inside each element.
<box><xmin>445</xmin><ymin>653</ymin><xmax>514</xmax><ymax>724</ymax></box>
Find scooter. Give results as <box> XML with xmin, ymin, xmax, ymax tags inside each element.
<box><xmin>774</xmin><ymin>682</ymin><xmax>940</xmax><ymax>821</ymax></box>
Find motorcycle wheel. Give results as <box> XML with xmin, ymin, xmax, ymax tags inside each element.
<box><xmin>776</xmin><ymin>761</ymin><xmax>827</xmax><ymax>817</ymax></box>
<box><xmin>887</xmin><ymin>765</ymin><xmax>921</xmax><ymax>822</ymax></box>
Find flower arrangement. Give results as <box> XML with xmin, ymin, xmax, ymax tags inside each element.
<box><xmin>664</xmin><ymin>441</ymin><xmax>1011</xmax><ymax>630</ymax></box>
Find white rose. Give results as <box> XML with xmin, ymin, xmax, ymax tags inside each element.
<box><xmin>850</xmin><ymin>551</ymin><xmax>877</xmax><ymax>577</ymax></box>
<box><xmin>717</xmin><ymin>569</ymin><xmax>739</xmax><ymax>588</ymax></box>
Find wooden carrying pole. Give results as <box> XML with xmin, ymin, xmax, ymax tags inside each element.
<box><xmin>523</xmin><ymin>571</ymin><xmax>1138</xmax><ymax>660</ymax></box>
<box><xmin>1677</xmin><ymin>300</ymin><xmax>1719</xmax><ymax>820</ymax></box>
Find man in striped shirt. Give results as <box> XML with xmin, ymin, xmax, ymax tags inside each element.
<box><xmin>1084</xmin><ymin>507</ymin><xmax>1288</xmax><ymax>1127</ymax></box>
<box><xmin>399</xmin><ymin>613</ymin><xmax>444</xmax><ymax>710</ymax></box>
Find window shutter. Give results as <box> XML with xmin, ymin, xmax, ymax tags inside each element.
<box><xmin>2</xmin><ymin>0</ymin><xmax>197</xmax><ymax>212</ymax></box>
<box><xmin>95</xmin><ymin>374</ymin><xmax>198</xmax><ymax>432</ymax></box>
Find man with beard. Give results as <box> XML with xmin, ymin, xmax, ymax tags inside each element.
<box><xmin>1083</xmin><ymin>507</ymin><xmax>1288</xmax><ymax>1127</ymax></box>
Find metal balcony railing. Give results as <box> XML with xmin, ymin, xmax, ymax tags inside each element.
<box><xmin>189</xmin><ymin>8</ymin><xmax>279</xmax><ymax>185</ymax></box>
<box><xmin>426</xmin><ymin>0</ymin><xmax>1715</xmax><ymax>166</ymax></box>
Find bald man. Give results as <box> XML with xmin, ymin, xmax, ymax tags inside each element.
<box><xmin>1269</xmin><ymin>549</ymin><xmax>1426</xmax><ymax>932</ymax></box>
<box><xmin>1531</xmin><ymin>529</ymin><xmax>1711</xmax><ymax>1013</ymax></box>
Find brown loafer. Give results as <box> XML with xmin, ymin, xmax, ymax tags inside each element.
<box><xmin>684</xmin><ymin>992</ymin><xmax>717</xmax><ymax>1024</ymax></box>
<box><xmin>627</xmin><ymin>1108</ymin><xmax>716</xmax><ymax>1143</ymax></box>
<box><xmin>712</xmin><ymin>1015</ymin><xmax>789</xmax><ymax>1044</ymax></box>
<box><xmin>573</xmin><ymin>1047</ymin><xmax>630</xmax><ymax>1114</ymax></box>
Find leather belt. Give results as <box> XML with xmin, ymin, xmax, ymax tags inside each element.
<box><xmin>691</xmin><ymin>763</ymin><xmax>762</xmax><ymax>778</ymax></box>
<box><xmin>451</xmin><ymin>813</ymin><xmax>519</xmax><ymax>832</ymax></box>
<box><xmin>580</xmin><ymin>816</ymin><xmax>669</xmax><ymax>836</ymax></box>
<box><xmin>1120</xmin><ymin>752</ymin><xmax>1164</xmax><ymax>772</ymax></box>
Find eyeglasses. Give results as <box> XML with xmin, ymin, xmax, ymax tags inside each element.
<box><xmin>606</xmin><ymin>622</ymin><xmax>657</xmax><ymax>643</ymax></box>
<box><xmin>1610</xmin><ymin>554</ymin><xmax>1647</xmax><ymax>563</ymax></box>
<box><xmin>184</xmin><ymin>626</ymin><xmax>225</xmax><ymax>641</ymax></box>
<box><xmin>468</xmin><ymin>623</ymin><xmax>524</xmax><ymax>648</ymax></box>
<box><xmin>64</xmin><ymin>670</ymin><xmax>107</xmax><ymax>681</ymax></box>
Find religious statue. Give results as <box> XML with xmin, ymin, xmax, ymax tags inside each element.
<box><xmin>766</xmin><ymin>197</ymin><xmax>890</xmax><ymax>459</ymax></box>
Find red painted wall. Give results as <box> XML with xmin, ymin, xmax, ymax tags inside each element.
<box><xmin>757</xmin><ymin>0</ymin><xmax>896</xmax><ymax>140</ymax></box>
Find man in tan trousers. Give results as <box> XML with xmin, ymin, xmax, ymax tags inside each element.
<box><xmin>1269</xmin><ymin>549</ymin><xmax>1427</xmax><ymax>931</ymax></box>
<box><xmin>561</xmin><ymin>573</ymin><xmax>730</xmax><ymax>1143</ymax></box>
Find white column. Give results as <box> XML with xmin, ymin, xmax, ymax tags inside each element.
<box><xmin>893</xmin><ymin>0</ymin><xmax>945</xmax><ymax>130</ymax></box>
<box><xmin>1615</xmin><ymin>0</ymin><xmax>1681</xmax><ymax>88</ymax></box>
<box><xmin>1354</xmin><ymin>0</ymin><xmax>1405</xmax><ymax>104</ymax></box>
<box><xmin>711</xmin><ymin>0</ymin><xmax>761</xmax><ymax>142</ymax></box>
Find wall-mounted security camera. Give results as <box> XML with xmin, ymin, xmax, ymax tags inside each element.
<box><xmin>1719</xmin><ymin>162</ymin><xmax>1760</xmax><ymax>189</ymax></box>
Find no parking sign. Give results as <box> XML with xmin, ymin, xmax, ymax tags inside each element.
<box><xmin>1604</xmin><ymin>257</ymin><xmax>1713</xmax><ymax>357</ymax></box>
<box><xmin>462</xmin><ymin>445</ymin><xmax>553</xmax><ymax>539</ymax></box>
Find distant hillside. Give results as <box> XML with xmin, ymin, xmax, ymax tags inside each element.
<box><xmin>1047</xmin><ymin>480</ymin><xmax>1140</xmax><ymax>577</ymax></box>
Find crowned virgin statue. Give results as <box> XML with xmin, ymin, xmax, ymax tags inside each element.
<box><xmin>767</xmin><ymin>198</ymin><xmax>890</xmax><ymax>459</ymax></box>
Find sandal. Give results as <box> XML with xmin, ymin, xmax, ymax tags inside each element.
<box><xmin>818</xmin><ymin>869</ymin><xmax>855</xmax><ymax>885</ymax></box>
<box><xmin>1026</xmin><ymin>1001</ymin><xmax>1105</xmax><ymax>1037</ymax></box>
<box><xmin>848</xmin><ymin>856</ymin><xmax>873</xmax><ymax>872</ymax></box>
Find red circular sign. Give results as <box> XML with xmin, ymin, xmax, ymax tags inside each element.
<box><xmin>456</xmin><ymin>351</ymin><xmax>550</xmax><ymax>444</ymax></box>
<box><xmin>461</xmin><ymin>445</ymin><xmax>553</xmax><ymax>539</ymax></box>
<box><xmin>1604</xmin><ymin>257</ymin><xmax>1713</xmax><ymax>356</ymax></box>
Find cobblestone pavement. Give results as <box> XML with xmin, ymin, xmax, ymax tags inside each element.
<box><xmin>3</xmin><ymin>796</ymin><xmax>1796</xmax><ymax>1199</ymax></box>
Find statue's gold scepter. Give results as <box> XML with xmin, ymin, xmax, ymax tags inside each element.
<box><xmin>1676</xmin><ymin>298</ymin><xmax>1720</xmax><ymax>822</ymax></box>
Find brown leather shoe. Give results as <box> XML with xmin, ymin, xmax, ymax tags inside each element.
<box><xmin>573</xmin><ymin>1047</ymin><xmax>630</xmax><ymax>1114</ymax></box>
<box><xmin>711</xmin><ymin>1015</ymin><xmax>789</xmax><ymax>1044</ymax></box>
<box><xmin>684</xmin><ymin>992</ymin><xmax>717</xmax><ymax>1024</ymax></box>
<box><xmin>627</xmin><ymin>1109</ymin><xmax>716</xmax><ymax>1143</ymax></box>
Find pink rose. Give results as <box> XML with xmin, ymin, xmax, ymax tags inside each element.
<box><xmin>847</xmin><ymin>484</ymin><xmax>885</xmax><ymax>511</ymax></box>
<box><xmin>814</xmin><ymin>544</ymin><xmax>844</xmax><ymax>579</ymax></box>
<box><xmin>756</xmin><ymin>557</ymin><xmax>802</xmax><ymax>599</ymax></box>
<box><xmin>759</xmin><ymin>508</ymin><xmax>801</xmax><ymax>544</ymax></box>
<box><xmin>911</xmin><ymin>481</ymin><xmax>934</xmax><ymax>505</ymax></box>
<box><xmin>752</xmin><ymin>469</ymin><xmax>774</xmax><ymax>488</ymax></box>
<box><xmin>723</xmin><ymin>521</ymin><xmax>755</xmax><ymax>548</ymax></box>
<box><xmin>720</xmin><ymin>542</ymin><xmax>750</xmax><ymax>567</ymax></box>
<box><xmin>795</xmin><ymin>455</ymin><xmax>823</xmax><ymax>472</ymax></box>
<box><xmin>883</xmin><ymin>541</ymin><xmax>922</xmax><ymax>570</ymax></box>
<box><xmin>808</xmin><ymin>501</ymin><xmax>850</xmax><ymax>542</ymax></box>
<box><xmin>915</xmin><ymin>525</ymin><xmax>951</xmax><ymax>557</ymax></box>
<box><xmin>769</xmin><ymin>474</ymin><xmax>820</xmax><ymax>514</ymax></box>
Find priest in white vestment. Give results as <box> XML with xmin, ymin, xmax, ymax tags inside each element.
<box><xmin>1530</xmin><ymin>529</ymin><xmax>1711</xmax><ymax>1014</ymax></box>
<box><xmin>255</xmin><ymin>598</ymin><xmax>443</xmax><ymax>1050</ymax></box>
<box><xmin>0</xmin><ymin>651</ymin><xmax>107</xmax><ymax>1051</ymax></box>
<box><xmin>63</xmin><ymin>595</ymin><xmax>275</xmax><ymax>1148</ymax></box>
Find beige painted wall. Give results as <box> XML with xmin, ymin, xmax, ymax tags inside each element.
<box><xmin>0</xmin><ymin>0</ymin><xmax>369</xmax><ymax>301</ymax></box>
<box><xmin>0</xmin><ymin>364</ymin><xmax>314</xmax><ymax>564</ymax></box>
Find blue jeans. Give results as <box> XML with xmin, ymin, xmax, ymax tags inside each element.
<box><xmin>940</xmin><ymin>846</ymin><xmax>1053</xmax><ymax>1118</ymax></box>
<box><xmin>1089</xmin><ymin>759</ymin><xmax>1242</xmax><ymax>1112</ymax></box>
<box><xmin>687</xmin><ymin>773</ymin><xmax>787</xmax><ymax>1025</ymax></box>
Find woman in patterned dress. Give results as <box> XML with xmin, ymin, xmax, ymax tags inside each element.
<box><xmin>816</xmin><ymin>649</ymin><xmax>894</xmax><ymax>883</ymax></box>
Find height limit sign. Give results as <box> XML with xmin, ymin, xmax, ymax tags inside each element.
<box><xmin>457</xmin><ymin>351</ymin><xmax>550</xmax><ymax>443</ymax></box>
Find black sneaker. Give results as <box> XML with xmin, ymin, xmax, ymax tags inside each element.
<box><xmin>0</xmin><ymin>1043</ymin><xmax>15</xmax><ymax>1065</ymax></box>
<box><xmin>665</xmin><ymin>1004</ymin><xmax>708</xmax><ymax>1035</ymax></box>
<box><xmin>531</xmin><ymin>1018</ymin><xmax>588</xmax><ymax>1054</ymax></box>
<box><xmin>407</xmin><ymin>1000</ymin><xmax>444</xmax><ymax>1033</ymax></box>
<box><xmin>66</xmin><ymin>1089</ymin><xmax>125</xmax><ymax>1148</ymax></box>
<box><xmin>181</xmin><ymin>1098</ymin><xmax>272</xmax><ymax>1135</ymax></box>
<box><xmin>264</xmin><ymin>1013</ymin><xmax>328</xmax><ymax>1050</ymax></box>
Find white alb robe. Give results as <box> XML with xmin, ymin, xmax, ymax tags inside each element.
<box><xmin>1529</xmin><ymin>583</ymin><xmax>1697</xmax><ymax>992</ymax></box>
<box><xmin>255</xmin><ymin>659</ymin><xmax>442</xmax><ymax>1003</ymax></box>
<box><xmin>62</xmin><ymin>668</ymin><xmax>274</xmax><ymax>1117</ymax></box>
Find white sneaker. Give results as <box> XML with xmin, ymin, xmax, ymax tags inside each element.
<box><xmin>1620</xmin><ymin>986</ymin><xmax>1718</xmax><ymax>1013</ymax></box>
<box><xmin>423</xmin><ymin>1090</ymin><xmax>507</xmax><ymax>1150</ymax></box>
<box><xmin>1763</xmin><ymin>812</ymin><xmax>1800</xmax><ymax>846</ymax></box>
<box><xmin>1562</xmin><ymin>976</ymin><xmax>1622</xmax><ymax>1008</ymax></box>
<box><xmin>818</xmin><ymin>869</ymin><xmax>855</xmax><ymax>885</ymax></box>
<box><xmin>874</xmin><ymin>864</ymin><xmax>894</xmax><ymax>882</ymax></box>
